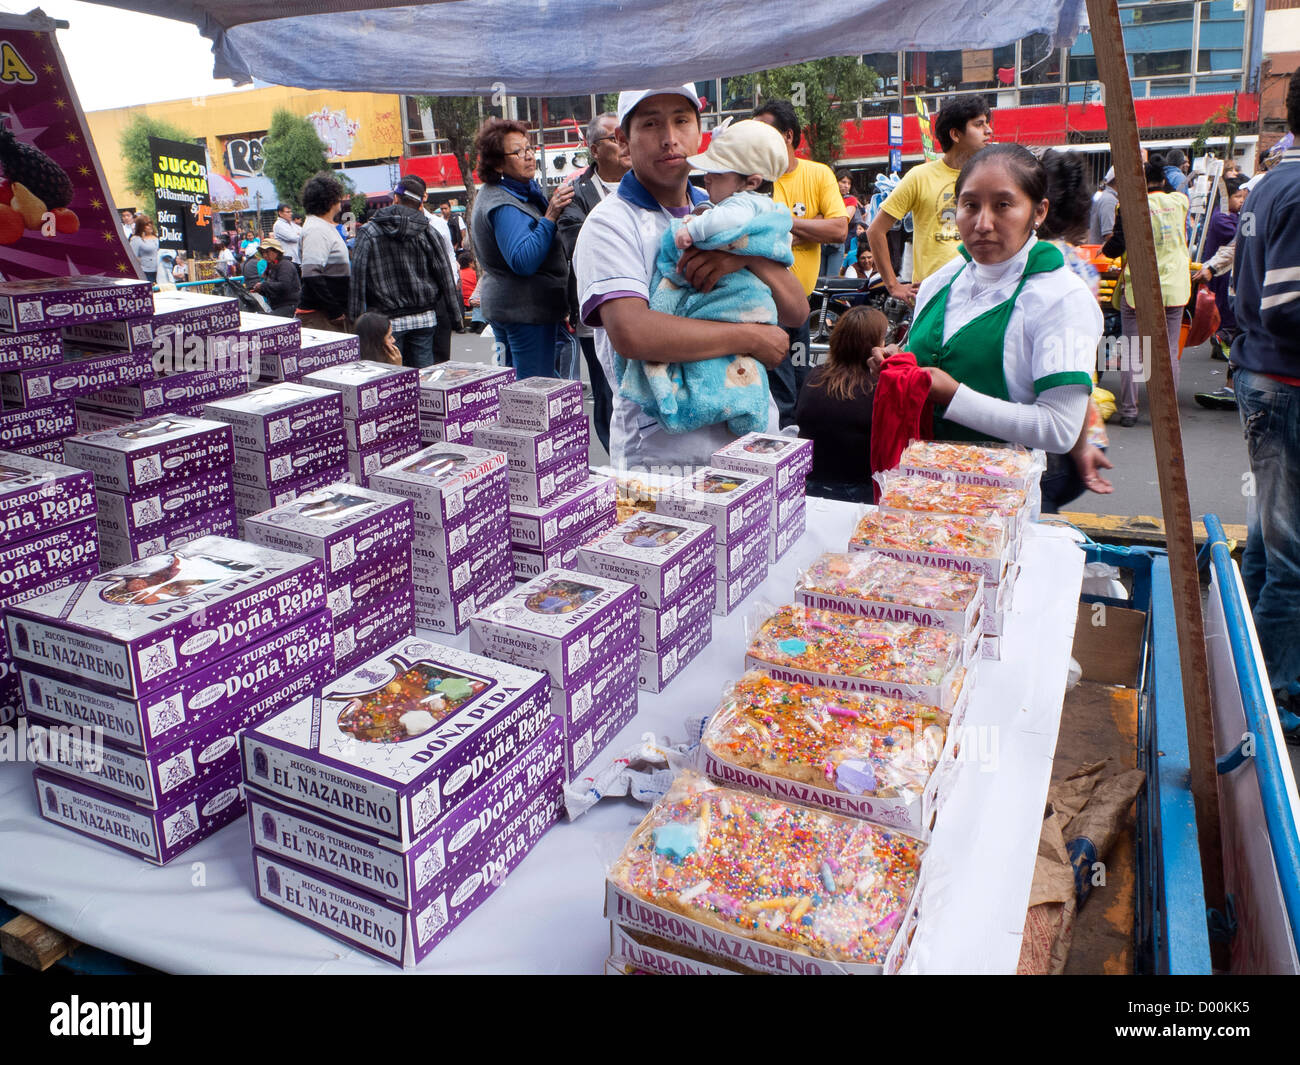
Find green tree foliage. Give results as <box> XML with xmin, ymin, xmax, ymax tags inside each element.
<box><xmin>334</xmin><ymin>171</ymin><xmax>369</xmax><ymax>224</ymax></box>
<box><xmin>731</xmin><ymin>57</ymin><xmax>879</xmax><ymax>166</ymax></box>
<box><xmin>1190</xmin><ymin>95</ymin><xmax>1239</xmax><ymax>162</ymax></box>
<box><xmin>119</xmin><ymin>115</ymin><xmax>197</xmax><ymax>217</ymax></box>
<box><xmin>416</xmin><ymin>95</ymin><xmax>487</xmax><ymax>219</ymax></box>
<box><xmin>262</xmin><ymin>110</ymin><xmax>330</xmax><ymax>213</ymax></box>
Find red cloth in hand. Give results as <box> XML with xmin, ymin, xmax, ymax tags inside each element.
<box><xmin>870</xmin><ymin>352</ymin><xmax>934</xmax><ymax>500</ymax></box>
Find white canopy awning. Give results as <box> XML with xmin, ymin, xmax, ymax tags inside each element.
<box><xmin>84</xmin><ymin>0</ymin><xmax>1089</xmax><ymax>95</ymax></box>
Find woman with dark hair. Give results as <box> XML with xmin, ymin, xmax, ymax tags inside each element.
<box><xmin>296</xmin><ymin>171</ymin><xmax>351</xmax><ymax>331</ymax></box>
<box><xmin>470</xmin><ymin>118</ymin><xmax>574</xmax><ymax>378</ymax></box>
<box><xmin>796</xmin><ymin>306</ymin><xmax>887</xmax><ymax>503</ymax></box>
<box><xmin>873</xmin><ymin>143</ymin><xmax>1108</xmax><ymax>507</ymax></box>
<box><xmin>130</xmin><ymin>217</ymin><xmax>160</xmax><ymax>283</ymax></box>
<box><xmin>353</xmin><ymin>311</ymin><xmax>401</xmax><ymax>364</ymax></box>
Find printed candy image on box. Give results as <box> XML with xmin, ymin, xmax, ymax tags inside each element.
<box><xmin>469</xmin><ymin>568</ymin><xmax>638</xmax><ymax>688</ymax></box>
<box><xmin>711</xmin><ymin>432</ymin><xmax>813</xmax><ymax>492</ymax></box>
<box><xmin>98</xmin><ymin>504</ymin><xmax>239</xmax><ymax>567</ymax></box>
<box><xmin>19</xmin><ymin>612</ymin><xmax>333</xmax><ymax>753</ymax></box>
<box><xmin>304</xmin><ymin>361</ymin><xmax>419</xmax><ymax>420</ymax></box>
<box><xmin>203</xmin><ymin>382</ymin><xmax>342</xmax><ymax>453</ymax></box>
<box><xmin>0</xmin><ymin>452</ymin><xmax>96</xmax><ymax>548</ymax></box>
<box><xmin>35</xmin><ymin>762</ymin><xmax>246</xmax><ymax>865</ymax></box>
<box><xmin>232</xmin><ymin>428</ymin><xmax>348</xmax><ymax>490</ymax></box>
<box><xmin>246</xmin><ymin>716</ymin><xmax>565</xmax><ymax>909</ymax></box>
<box><xmin>347</xmin><ymin>431</ymin><xmax>422</xmax><ymax>488</ymax></box>
<box><xmin>62</xmin><ymin>415</ymin><xmax>234</xmax><ymax>494</ymax></box>
<box><xmin>576</xmin><ymin>513</ymin><xmax>713</xmax><ymax>609</ymax></box>
<box><xmin>0</xmin><ymin>329</ymin><xmax>62</xmax><ymax>372</ymax></box>
<box><xmin>240</xmin><ymin>635</ymin><xmax>554</xmax><ymax>847</ymax></box>
<box><xmin>244</xmin><ymin>482</ymin><xmax>414</xmax><ymax>574</ymax></box>
<box><xmin>509</xmin><ymin>473</ymin><xmax>615</xmax><ymax>551</ymax></box>
<box><xmin>507</xmin><ymin>458</ymin><xmax>586</xmax><ymax>510</ymax></box>
<box><xmin>473</xmin><ymin>416</ymin><xmax>588</xmax><ymax>474</ymax></box>
<box><xmin>253</xmin><ymin>777</ymin><xmax>562</xmax><ymax>967</ymax></box>
<box><xmin>149</xmin><ymin>290</ymin><xmax>241</xmax><ymax>341</ymax></box>
<box><xmin>258</xmin><ymin>328</ymin><xmax>359</xmax><ymax>383</ymax></box>
<box><xmin>94</xmin><ymin>467</ymin><xmax>233</xmax><ymax>543</ymax></box>
<box><xmin>0</xmin><ymin>276</ymin><xmax>153</xmax><ymax>334</ymax></box>
<box><xmin>417</xmin><ymin>362</ymin><xmax>514</xmax><ymax>418</ymax></box>
<box><xmin>344</xmin><ymin>402</ymin><xmax>419</xmax><ymax>452</ymax></box>
<box><xmin>498</xmin><ymin>376</ymin><xmax>583</xmax><ymax>432</ymax></box>
<box><xmin>5</xmin><ymin>536</ymin><xmax>325</xmax><ymax>699</ymax></box>
<box><xmin>0</xmin><ymin>400</ymin><xmax>76</xmax><ymax>452</ymax></box>
<box><xmin>657</xmin><ymin>468</ymin><xmax>774</xmax><ymax>544</ymax></box>
<box><xmin>369</xmin><ymin>443</ymin><xmax>508</xmax><ymax>531</ymax></box>
<box><xmin>2</xmin><ymin>346</ymin><xmax>153</xmax><ymax>410</ymax></box>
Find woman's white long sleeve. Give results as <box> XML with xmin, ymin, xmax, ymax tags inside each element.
<box><xmin>942</xmin><ymin>384</ymin><xmax>1089</xmax><ymax>454</ymax></box>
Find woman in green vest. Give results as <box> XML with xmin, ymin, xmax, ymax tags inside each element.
<box><xmin>877</xmin><ymin>144</ymin><xmax>1109</xmax><ymax>511</ymax></box>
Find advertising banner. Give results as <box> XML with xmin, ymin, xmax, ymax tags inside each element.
<box><xmin>149</xmin><ymin>136</ymin><xmax>213</xmax><ymax>258</ymax></box>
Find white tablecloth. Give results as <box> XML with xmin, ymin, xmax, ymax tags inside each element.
<box><xmin>0</xmin><ymin>500</ymin><xmax>1083</xmax><ymax>973</ymax></box>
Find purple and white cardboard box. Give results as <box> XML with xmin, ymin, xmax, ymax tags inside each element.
<box><xmin>714</xmin><ymin>552</ymin><xmax>765</xmax><ymax>615</ymax></box>
<box><xmin>657</xmin><ymin>468</ymin><xmax>774</xmax><ymax>546</ymax></box>
<box><xmin>0</xmin><ymin>276</ymin><xmax>152</xmax><ymax>334</ymax></box>
<box><xmin>472</xmin><ymin>416</ymin><xmax>588</xmax><ymax>474</ymax></box>
<box><xmin>0</xmin><ymin>329</ymin><xmax>62</xmax><ymax>372</ymax></box>
<box><xmin>8</xmin><ymin>439</ymin><xmax>63</xmax><ymax>462</ymax></box>
<box><xmin>711</xmin><ymin>432</ymin><xmax>814</xmax><ymax>493</ymax></box>
<box><xmin>34</xmin><ymin>762</ymin><xmax>246</xmax><ymax>866</ymax></box>
<box><xmin>344</xmin><ymin>401</ymin><xmax>419</xmax><ymax>451</ymax></box>
<box><xmin>240</xmin><ymin>635</ymin><xmax>553</xmax><ymax>847</ymax></box>
<box><xmin>638</xmin><ymin>610</ymin><xmax>711</xmax><ymax>693</ymax></box>
<box><xmin>412</xmin><ymin>537</ymin><xmax>511</xmax><ymax>600</ymax></box>
<box><xmin>245</xmin><ymin>716</ymin><xmax>565</xmax><ymax>908</ymax></box>
<box><xmin>511</xmin><ymin>540</ymin><xmax>578</xmax><ymax>582</ymax></box>
<box><xmin>232</xmin><ymin>428</ymin><xmax>348</xmax><ymax>490</ymax></box>
<box><xmin>73</xmin><ymin>406</ymin><xmax>131</xmax><ymax>434</ymax></box>
<box><xmin>233</xmin><ymin>311</ymin><xmax>301</xmax><ymax>357</ymax></box>
<box><xmin>714</xmin><ymin>515</ymin><xmax>769</xmax><ymax>584</ymax></box>
<box><xmin>334</xmin><ymin>583</ymin><xmax>417</xmax><ymax>672</ymax></box>
<box><xmin>18</xmin><ymin>612</ymin><xmax>333</xmax><ymax>753</ymax></box>
<box><xmin>98</xmin><ymin>503</ymin><xmax>239</xmax><ymax>567</ymax></box>
<box><xmin>575</xmin><ymin>513</ymin><xmax>714</xmax><ymax>609</ymax></box>
<box><xmin>244</xmin><ymin>482</ymin><xmax>414</xmax><ymax>577</ymax></box>
<box><xmin>203</xmin><ymin>382</ymin><xmax>343</xmax><ymax>453</ymax></box>
<box><xmin>509</xmin><ymin>473</ymin><xmax>616</xmax><ymax>551</ymax></box>
<box><xmin>347</xmin><ymin>431</ymin><xmax>422</xmax><ymax>487</ymax></box>
<box><xmin>62</xmin><ymin>415</ymin><xmax>234</xmax><ymax>494</ymax></box>
<box><xmin>1</xmin><ymin>563</ymin><xmax>100</xmax><ymax>673</ymax></box>
<box><xmin>258</xmin><ymin>328</ymin><xmax>360</xmax><ymax>383</ymax></box>
<box><xmin>328</xmin><ymin>546</ymin><xmax>412</xmax><ymax>624</ymax></box>
<box><xmin>83</xmin><ymin>367</ymin><xmax>245</xmax><ymax>418</ymax></box>
<box><xmin>2</xmin><ymin>347</ymin><xmax>153</xmax><ymax>410</ymax></box>
<box><xmin>94</xmin><ymin>467</ymin><xmax>233</xmax><ymax>543</ymax></box>
<box><xmin>232</xmin><ymin>465</ymin><xmax>347</xmax><ymax>520</ymax></box>
<box><xmin>770</xmin><ymin>504</ymin><xmax>806</xmax><ymax>564</ymax></box>
<box><xmin>418</xmin><ymin>404</ymin><xmax>501</xmax><ymax>446</ymax></box>
<box><xmin>468</xmin><ymin>567</ymin><xmax>638</xmax><ymax>689</ymax></box>
<box><xmin>411</xmin><ymin>505</ymin><xmax>507</xmax><ymax>573</ymax></box>
<box><xmin>565</xmin><ymin>656</ymin><xmax>639</xmax><ymax>779</ymax></box>
<box><xmin>507</xmin><ymin>456</ymin><xmax>587</xmax><ymax>509</ymax></box>
<box><xmin>252</xmin><ymin>776</ymin><xmax>562</xmax><ymax>967</ymax></box>
<box><xmin>498</xmin><ymin>377</ymin><xmax>583</xmax><ymax>433</ymax></box>
<box><xmin>148</xmin><ymin>290</ymin><xmax>241</xmax><ymax>342</ymax></box>
<box><xmin>369</xmin><ymin>443</ymin><xmax>508</xmax><ymax>532</ymax></box>
<box><xmin>796</xmin><ymin>576</ymin><xmax>983</xmax><ymax>637</ymax></box>
<box><xmin>5</xmin><ymin>535</ymin><xmax>326</xmax><ymax>699</ymax></box>
<box><xmin>304</xmin><ymin>361</ymin><xmax>419</xmax><ymax>420</ymax></box>
<box><xmin>0</xmin><ymin>517</ymin><xmax>99</xmax><ymax>601</ymax></box>
<box><xmin>413</xmin><ymin>549</ymin><xmax>512</xmax><ymax>635</ymax></box>
<box><xmin>772</xmin><ymin>482</ymin><xmax>805</xmax><ymax>529</ymax></box>
<box><xmin>608</xmin><ymin>925</ymin><xmax>742</xmax><ymax>976</ymax></box>
<box><xmin>549</xmin><ymin>630</ymin><xmax>637</xmax><ymax>727</ymax></box>
<box><xmin>62</xmin><ymin>317</ymin><xmax>154</xmax><ymax>353</ymax></box>
<box><xmin>638</xmin><ymin>574</ymin><xmax>713</xmax><ymax>652</ymax></box>
<box><xmin>0</xmin><ymin>400</ymin><xmax>76</xmax><ymax>450</ymax></box>
<box><xmin>0</xmin><ymin>452</ymin><xmax>96</xmax><ymax>548</ymax></box>
<box><xmin>417</xmin><ymin>362</ymin><xmax>514</xmax><ymax>419</ymax></box>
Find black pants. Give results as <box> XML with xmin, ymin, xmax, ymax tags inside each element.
<box><xmin>1039</xmin><ymin>450</ymin><xmax>1093</xmax><ymax>514</ymax></box>
<box><xmin>768</xmin><ymin>320</ymin><xmax>812</xmax><ymax>429</ymax></box>
<box><xmin>578</xmin><ymin>335</ymin><xmax>613</xmax><ymax>456</ymax></box>
<box><xmin>432</xmin><ymin>314</ymin><xmax>452</xmax><ymax>364</ymax></box>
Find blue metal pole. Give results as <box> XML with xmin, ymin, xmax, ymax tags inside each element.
<box><xmin>1203</xmin><ymin>512</ymin><xmax>1300</xmax><ymax>960</ymax></box>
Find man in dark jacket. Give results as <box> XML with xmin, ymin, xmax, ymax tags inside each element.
<box><xmin>349</xmin><ymin>174</ymin><xmax>462</xmax><ymax>368</ymax></box>
<box><xmin>557</xmin><ymin>111</ymin><xmax>629</xmax><ymax>454</ymax></box>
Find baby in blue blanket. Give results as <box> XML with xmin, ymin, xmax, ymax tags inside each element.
<box><xmin>616</xmin><ymin>118</ymin><xmax>793</xmax><ymax>436</ymax></box>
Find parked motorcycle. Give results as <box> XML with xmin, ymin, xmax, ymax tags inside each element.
<box><xmin>807</xmin><ymin>275</ymin><xmax>912</xmax><ymax>352</ymax></box>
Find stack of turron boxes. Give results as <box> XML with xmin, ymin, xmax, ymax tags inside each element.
<box><xmin>506</xmin><ymin>473</ymin><xmax>617</xmax><ymax>583</ymax></box>
<box><xmin>0</xmin><ymin>276</ymin><xmax>154</xmax><ymax>460</ymax></box>
<box><xmin>62</xmin><ymin>414</ymin><xmax>237</xmax><ymax>568</ymax></box>
<box><xmin>256</xmin><ymin>325</ymin><xmax>358</xmax><ymax>384</ymax></box>
<box><xmin>302</xmin><ymin>361</ymin><xmax>422</xmax><ymax>488</ymax></box>
<box><xmin>8</xmin><ymin>536</ymin><xmax>330</xmax><ymax>865</ymax></box>
<box><xmin>244</xmin><ymin>481</ymin><xmax>416</xmax><ymax>674</ymax></box>
<box><xmin>241</xmin><ymin>633</ymin><xmax>563</xmax><ymax>967</ymax></box>
<box><xmin>711</xmin><ymin>432</ymin><xmax>814</xmax><ymax>565</ymax></box>
<box><xmin>202</xmin><ymin>382</ymin><xmax>348</xmax><ymax>528</ymax></box>
<box><xmin>416</xmin><ymin>361</ymin><xmax>514</xmax><ymax>446</ymax></box>
<box><xmin>0</xmin><ymin>451</ymin><xmax>100</xmax><ymax>726</ymax></box>
<box><xmin>370</xmin><ymin>443</ymin><xmax>513</xmax><ymax>635</ymax></box>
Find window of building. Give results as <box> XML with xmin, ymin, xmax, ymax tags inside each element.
<box><xmin>720</xmin><ymin>77</ymin><xmax>753</xmax><ymax>115</ymax></box>
<box><xmin>1020</xmin><ymin>33</ymin><xmax>1062</xmax><ymax>85</ymax></box>
<box><xmin>1020</xmin><ymin>86</ymin><xmax>1065</xmax><ymax>106</ymax></box>
<box><xmin>1198</xmin><ymin>0</ymin><xmax>1245</xmax><ymax>72</ymax></box>
<box><xmin>859</xmin><ymin>52</ymin><xmax>901</xmax><ymax>117</ymax></box>
<box><xmin>1148</xmin><ymin>77</ymin><xmax>1193</xmax><ymax>97</ymax></box>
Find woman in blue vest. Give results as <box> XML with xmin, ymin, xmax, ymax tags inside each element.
<box><xmin>471</xmin><ymin>118</ymin><xmax>575</xmax><ymax>379</ymax></box>
<box><xmin>879</xmin><ymin>144</ymin><xmax>1109</xmax><ymax>510</ymax></box>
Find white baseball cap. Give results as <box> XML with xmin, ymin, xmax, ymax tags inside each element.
<box><xmin>616</xmin><ymin>86</ymin><xmax>700</xmax><ymax>127</ymax></box>
<box><xmin>686</xmin><ymin>117</ymin><xmax>788</xmax><ymax>182</ymax></box>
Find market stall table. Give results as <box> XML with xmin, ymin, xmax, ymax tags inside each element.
<box><xmin>0</xmin><ymin>499</ymin><xmax>1084</xmax><ymax>974</ymax></box>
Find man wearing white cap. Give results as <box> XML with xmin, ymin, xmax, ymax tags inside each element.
<box><xmin>573</xmin><ymin>88</ymin><xmax>806</xmax><ymax>470</ymax></box>
<box><xmin>1088</xmin><ymin>166</ymin><xmax>1118</xmax><ymax>245</ymax></box>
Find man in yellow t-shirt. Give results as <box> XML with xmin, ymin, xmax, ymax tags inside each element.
<box><xmin>753</xmin><ymin>99</ymin><xmax>849</xmax><ymax>425</ymax></box>
<box><xmin>866</xmin><ymin>95</ymin><xmax>993</xmax><ymax>301</ymax></box>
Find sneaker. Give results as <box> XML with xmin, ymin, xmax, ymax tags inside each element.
<box><xmin>1194</xmin><ymin>386</ymin><xmax>1237</xmax><ymax>410</ymax></box>
<box><xmin>1277</xmin><ymin>690</ymin><xmax>1300</xmax><ymax>745</ymax></box>
<box><xmin>1119</xmin><ymin>414</ymin><xmax>1137</xmax><ymax>427</ymax></box>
